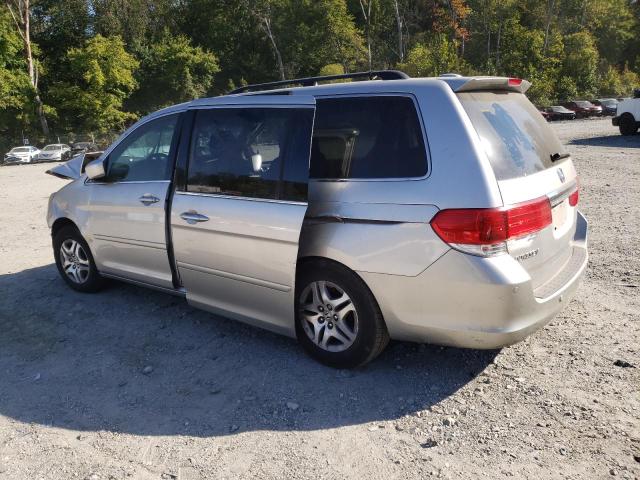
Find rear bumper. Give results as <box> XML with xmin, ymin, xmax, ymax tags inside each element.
<box><xmin>360</xmin><ymin>211</ymin><xmax>588</xmax><ymax>349</ymax></box>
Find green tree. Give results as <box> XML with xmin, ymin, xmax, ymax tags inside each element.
<box><xmin>179</xmin><ymin>0</ymin><xmax>274</xmax><ymax>92</ymax></box>
<box><xmin>555</xmin><ymin>76</ymin><xmax>578</xmax><ymax>102</ymax></box>
<box><xmin>0</xmin><ymin>6</ymin><xmax>33</xmax><ymax>146</ymax></box>
<box><xmin>49</xmin><ymin>34</ymin><xmax>138</xmax><ymax>134</ymax></box>
<box><xmin>399</xmin><ymin>35</ymin><xmax>461</xmax><ymax>77</ymax></box>
<box><xmin>561</xmin><ymin>31</ymin><xmax>598</xmax><ymax>97</ymax></box>
<box><xmin>598</xmin><ymin>65</ymin><xmax>624</xmax><ymax>97</ymax></box>
<box><xmin>91</xmin><ymin>0</ymin><xmax>178</xmax><ymax>48</ymax></box>
<box><xmin>127</xmin><ymin>33</ymin><xmax>219</xmax><ymax>114</ymax></box>
<box><xmin>274</xmin><ymin>0</ymin><xmax>366</xmax><ymax>77</ymax></box>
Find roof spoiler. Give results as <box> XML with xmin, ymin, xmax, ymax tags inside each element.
<box><xmin>441</xmin><ymin>76</ymin><xmax>532</xmax><ymax>94</ymax></box>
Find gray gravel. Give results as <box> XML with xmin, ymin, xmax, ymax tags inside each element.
<box><xmin>0</xmin><ymin>118</ymin><xmax>638</xmax><ymax>479</ymax></box>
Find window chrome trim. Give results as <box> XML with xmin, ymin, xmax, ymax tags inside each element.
<box><xmin>175</xmin><ymin>190</ymin><xmax>307</xmax><ymax>206</ymax></box>
<box><xmin>189</xmin><ymin>104</ymin><xmax>315</xmax><ymax>110</ymax></box>
<box><xmin>85</xmin><ymin>179</ymin><xmax>171</xmax><ymax>186</ymax></box>
<box><xmin>306</xmin><ymin>92</ymin><xmax>432</xmax><ymax>183</ymax></box>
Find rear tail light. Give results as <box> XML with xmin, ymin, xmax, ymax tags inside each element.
<box><xmin>568</xmin><ymin>185</ymin><xmax>579</xmax><ymax>207</ymax></box>
<box><xmin>431</xmin><ymin>197</ymin><xmax>552</xmax><ymax>257</ymax></box>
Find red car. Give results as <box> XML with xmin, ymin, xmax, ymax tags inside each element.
<box><xmin>563</xmin><ymin>100</ymin><xmax>602</xmax><ymax>118</ymax></box>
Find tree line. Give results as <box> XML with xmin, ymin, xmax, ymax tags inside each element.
<box><xmin>1</xmin><ymin>0</ymin><xmax>639</xmax><ymax>147</ymax></box>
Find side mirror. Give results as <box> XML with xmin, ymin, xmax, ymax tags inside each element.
<box><xmin>85</xmin><ymin>158</ymin><xmax>106</xmax><ymax>180</ymax></box>
<box><xmin>251</xmin><ymin>153</ymin><xmax>263</xmax><ymax>173</ymax></box>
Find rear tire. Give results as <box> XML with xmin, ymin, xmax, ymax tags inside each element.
<box><xmin>53</xmin><ymin>225</ymin><xmax>104</xmax><ymax>293</ymax></box>
<box><xmin>295</xmin><ymin>259</ymin><xmax>389</xmax><ymax>368</ymax></box>
<box><xmin>619</xmin><ymin>114</ymin><xmax>638</xmax><ymax>135</ymax></box>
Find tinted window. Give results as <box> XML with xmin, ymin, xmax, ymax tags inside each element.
<box><xmin>106</xmin><ymin>114</ymin><xmax>178</xmax><ymax>182</ymax></box>
<box><xmin>186</xmin><ymin>108</ymin><xmax>313</xmax><ymax>201</ymax></box>
<box><xmin>310</xmin><ymin>96</ymin><xmax>427</xmax><ymax>179</ymax></box>
<box><xmin>457</xmin><ymin>91</ymin><xmax>564</xmax><ymax>180</ymax></box>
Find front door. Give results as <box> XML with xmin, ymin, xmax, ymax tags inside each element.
<box><xmin>86</xmin><ymin>113</ymin><xmax>181</xmax><ymax>289</ymax></box>
<box><xmin>171</xmin><ymin>96</ymin><xmax>315</xmax><ymax>335</ymax></box>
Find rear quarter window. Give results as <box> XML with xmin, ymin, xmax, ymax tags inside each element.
<box><xmin>457</xmin><ymin>91</ymin><xmax>565</xmax><ymax>180</ymax></box>
<box><xmin>310</xmin><ymin>96</ymin><xmax>427</xmax><ymax>179</ymax></box>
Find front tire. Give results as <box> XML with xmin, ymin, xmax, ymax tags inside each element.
<box><xmin>619</xmin><ymin>114</ymin><xmax>638</xmax><ymax>136</ymax></box>
<box><xmin>295</xmin><ymin>259</ymin><xmax>389</xmax><ymax>368</ymax></box>
<box><xmin>53</xmin><ymin>225</ymin><xmax>104</xmax><ymax>292</ymax></box>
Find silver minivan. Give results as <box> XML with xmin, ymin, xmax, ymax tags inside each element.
<box><xmin>47</xmin><ymin>71</ymin><xmax>588</xmax><ymax>368</ymax></box>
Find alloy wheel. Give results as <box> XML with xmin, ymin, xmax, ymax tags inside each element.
<box><xmin>298</xmin><ymin>281</ymin><xmax>358</xmax><ymax>352</ymax></box>
<box><xmin>59</xmin><ymin>239</ymin><xmax>90</xmax><ymax>284</ymax></box>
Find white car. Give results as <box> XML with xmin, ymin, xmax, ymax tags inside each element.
<box><xmin>3</xmin><ymin>146</ymin><xmax>40</xmax><ymax>164</ymax></box>
<box><xmin>613</xmin><ymin>92</ymin><xmax>640</xmax><ymax>135</ymax></box>
<box><xmin>37</xmin><ymin>144</ymin><xmax>71</xmax><ymax>162</ymax></box>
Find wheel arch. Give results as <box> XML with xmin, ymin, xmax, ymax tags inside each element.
<box><xmin>295</xmin><ymin>255</ymin><xmax>384</xmax><ymax>318</ymax></box>
<box><xmin>51</xmin><ymin>217</ymin><xmax>79</xmax><ymax>239</ymax></box>
<box><xmin>620</xmin><ymin>111</ymin><xmax>636</xmax><ymax>122</ymax></box>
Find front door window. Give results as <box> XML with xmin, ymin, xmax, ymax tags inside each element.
<box><xmin>105</xmin><ymin>114</ymin><xmax>179</xmax><ymax>182</ymax></box>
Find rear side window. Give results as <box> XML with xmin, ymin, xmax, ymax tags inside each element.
<box><xmin>186</xmin><ymin>108</ymin><xmax>313</xmax><ymax>201</ymax></box>
<box><xmin>457</xmin><ymin>91</ymin><xmax>565</xmax><ymax>180</ymax></box>
<box><xmin>310</xmin><ymin>96</ymin><xmax>427</xmax><ymax>179</ymax></box>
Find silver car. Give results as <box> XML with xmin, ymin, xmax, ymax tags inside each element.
<box><xmin>37</xmin><ymin>143</ymin><xmax>71</xmax><ymax>162</ymax></box>
<box><xmin>4</xmin><ymin>145</ymin><xmax>40</xmax><ymax>164</ymax></box>
<box><xmin>47</xmin><ymin>72</ymin><xmax>588</xmax><ymax>368</ymax></box>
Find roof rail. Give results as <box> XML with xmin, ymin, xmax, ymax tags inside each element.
<box><xmin>228</xmin><ymin>70</ymin><xmax>410</xmax><ymax>95</ymax></box>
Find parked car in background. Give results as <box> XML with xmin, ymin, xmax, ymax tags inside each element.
<box><xmin>3</xmin><ymin>145</ymin><xmax>40</xmax><ymax>164</ymax></box>
<box><xmin>37</xmin><ymin>144</ymin><xmax>71</xmax><ymax>162</ymax></box>
<box><xmin>546</xmin><ymin>106</ymin><xmax>577</xmax><ymax>121</ymax></box>
<box><xmin>47</xmin><ymin>72</ymin><xmax>587</xmax><ymax>368</ymax></box>
<box><xmin>612</xmin><ymin>96</ymin><xmax>640</xmax><ymax>135</ymax></box>
<box><xmin>538</xmin><ymin>108</ymin><xmax>551</xmax><ymax>121</ymax></box>
<box><xmin>563</xmin><ymin>100</ymin><xmax>602</xmax><ymax>118</ymax></box>
<box><xmin>593</xmin><ymin>98</ymin><xmax>618</xmax><ymax>116</ymax></box>
<box><xmin>70</xmin><ymin>142</ymin><xmax>99</xmax><ymax>158</ymax></box>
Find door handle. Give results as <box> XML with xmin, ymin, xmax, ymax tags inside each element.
<box><xmin>180</xmin><ymin>211</ymin><xmax>209</xmax><ymax>224</ymax></box>
<box><xmin>139</xmin><ymin>194</ymin><xmax>160</xmax><ymax>205</ymax></box>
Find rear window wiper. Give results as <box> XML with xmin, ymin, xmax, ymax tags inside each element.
<box><xmin>550</xmin><ymin>152</ymin><xmax>570</xmax><ymax>162</ymax></box>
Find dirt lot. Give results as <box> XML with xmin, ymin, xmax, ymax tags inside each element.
<box><xmin>0</xmin><ymin>118</ymin><xmax>638</xmax><ymax>480</ymax></box>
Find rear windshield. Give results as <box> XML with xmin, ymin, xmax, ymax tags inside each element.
<box><xmin>457</xmin><ymin>91</ymin><xmax>564</xmax><ymax>180</ymax></box>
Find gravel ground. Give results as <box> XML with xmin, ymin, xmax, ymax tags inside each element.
<box><xmin>0</xmin><ymin>118</ymin><xmax>638</xmax><ymax>480</ymax></box>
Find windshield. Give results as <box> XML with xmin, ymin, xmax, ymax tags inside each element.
<box><xmin>457</xmin><ymin>91</ymin><xmax>564</xmax><ymax>180</ymax></box>
<box><xmin>11</xmin><ymin>147</ymin><xmax>30</xmax><ymax>153</ymax></box>
<box><xmin>575</xmin><ymin>101</ymin><xmax>591</xmax><ymax>107</ymax></box>
<box><xmin>44</xmin><ymin>145</ymin><xmax>61</xmax><ymax>151</ymax></box>
<box><xmin>601</xmin><ymin>100</ymin><xmax>617</xmax><ymax>106</ymax></box>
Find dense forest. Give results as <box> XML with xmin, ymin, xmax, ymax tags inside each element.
<box><xmin>1</xmin><ymin>0</ymin><xmax>639</xmax><ymax>147</ymax></box>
